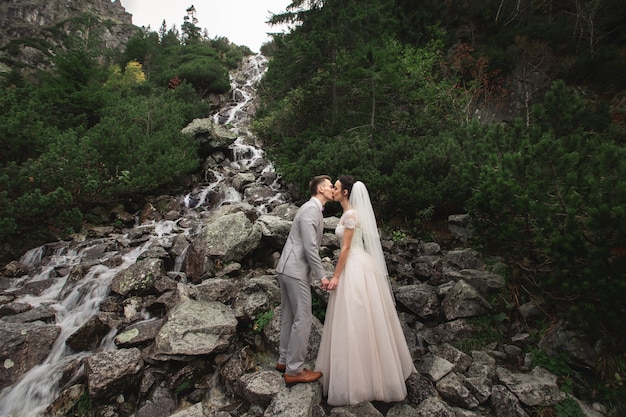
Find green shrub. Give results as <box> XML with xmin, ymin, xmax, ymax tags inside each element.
<box><xmin>465</xmin><ymin>81</ymin><xmax>626</xmax><ymax>340</ymax></box>
<box><xmin>455</xmin><ymin>313</ymin><xmax>507</xmax><ymax>354</ymax></box>
<box><xmin>554</xmin><ymin>398</ymin><xmax>586</xmax><ymax>417</ymax></box>
<box><xmin>66</xmin><ymin>388</ymin><xmax>94</xmax><ymax>417</ymax></box>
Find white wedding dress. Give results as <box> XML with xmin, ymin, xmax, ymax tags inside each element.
<box><xmin>315</xmin><ymin>209</ymin><xmax>415</xmax><ymax>406</ymax></box>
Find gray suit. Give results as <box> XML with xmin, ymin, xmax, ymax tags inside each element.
<box><xmin>276</xmin><ymin>197</ymin><xmax>325</xmax><ymax>374</ymax></box>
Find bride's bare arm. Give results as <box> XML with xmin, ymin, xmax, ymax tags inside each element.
<box><xmin>328</xmin><ymin>227</ymin><xmax>354</xmax><ymax>290</ymax></box>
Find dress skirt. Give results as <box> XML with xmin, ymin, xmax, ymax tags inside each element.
<box><xmin>314</xmin><ymin>247</ymin><xmax>415</xmax><ymax>406</ymax></box>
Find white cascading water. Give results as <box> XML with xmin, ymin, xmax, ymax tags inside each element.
<box><xmin>0</xmin><ymin>240</ymin><xmax>156</xmax><ymax>416</ymax></box>
<box><xmin>183</xmin><ymin>54</ymin><xmax>284</xmax><ymax>211</ymax></box>
<box><xmin>0</xmin><ymin>53</ymin><xmax>282</xmax><ymax>416</ymax></box>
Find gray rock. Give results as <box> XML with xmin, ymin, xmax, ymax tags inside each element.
<box><xmin>429</xmin><ymin>343</ymin><xmax>473</xmax><ymax>373</ymax></box>
<box><xmin>419</xmin><ymin>354</ymin><xmax>455</xmax><ymax>383</ymax></box>
<box><xmin>236</xmin><ymin>370</ymin><xmax>284</xmax><ymax>406</ymax></box>
<box><xmin>538</xmin><ymin>321</ymin><xmax>599</xmax><ymax>368</ymax></box>
<box><xmin>185</xmin><ymin>212</ymin><xmax>262</xmax><ymax>281</ymax></box>
<box><xmin>329</xmin><ymin>401</ymin><xmax>384</xmax><ymax>416</ymax></box>
<box><xmin>467</xmin><ymin>362</ymin><xmax>497</xmax><ymax>381</ymax></box>
<box><xmin>66</xmin><ymin>314</ymin><xmax>112</xmax><ymax>352</ymax></box>
<box><xmin>195</xmin><ymin>277</ymin><xmax>244</xmax><ymax>304</ymax></box>
<box><xmin>406</xmin><ymin>372</ymin><xmax>438</xmax><ymax>404</ymax></box>
<box><xmin>262</xmin><ymin>383</ymin><xmax>322</xmax><ymax>417</ymax></box>
<box><xmin>442</xmin><ymin>280</ymin><xmax>492</xmax><ymax>320</ymax></box>
<box><xmin>386</xmin><ymin>403</ymin><xmax>420</xmax><ymax>417</ymax></box>
<box><xmin>420</xmin><ymin>242</ymin><xmax>442</xmax><ymax>256</ymax></box>
<box><xmin>451</xmin><ymin>407</ymin><xmax>491</xmax><ymax>417</ymax></box>
<box><xmin>0</xmin><ymin>322</ymin><xmax>60</xmax><ymax>387</ymax></box>
<box><xmin>1</xmin><ymin>261</ymin><xmax>29</xmax><ymax>277</ymax></box>
<box><xmin>471</xmin><ymin>350</ymin><xmax>498</xmax><ymax>367</ymax></box>
<box><xmin>230</xmin><ymin>276</ymin><xmax>280</xmax><ymax>321</ymax></box>
<box><xmin>232</xmin><ymin>173</ymin><xmax>256</xmax><ymax>191</ymax></box>
<box><xmin>152</xmin><ymin>300</ymin><xmax>237</xmax><ymax>359</ymax></box>
<box><xmin>448</xmin><ymin>214</ymin><xmax>473</xmax><ymax>242</ymax></box>
<box><xmin>490</xmin><ymin>385</ymin><xmax>529</xmax><ymax>417</ymax></box>
<box><xmin>496</xmin><ymin>366</ymin><xmax>560</xmax><ymax>406</ymax></box>
<box><xmin>44</xmin><ymin>384</ymin><xmax>86</xmax><ymax>417</ymax></box>
<box><xmin>421</xmin><ymin>319</ymin><xmax>476</xmax><ymax>346</ymax></box>
<box><xmin>452</xmin><ymin>269</ymin><xmax>506</xmax><ymax>295</ymax></box>
<box><xmin>220</xmin><ymin>347</ymin><xmax>258</xmax><ymax>397</ymax></box>
<box><xmin>244</xmin><ymin>183</ymin><xmax>277</xmax><ymax>205</ymax></box>
<box><xmin>169</xmin><ymin>402</ymin><xmax>204</xmax><ymax>417</ymax></box>
<box><xmin>270</xmin><ymin>203</ymin><xmax>299</xmax><ymax>221</ymax></box>
<box><xmin>135</xmin><ymin>383</ymin><xmax>176</xmax><ymax>417</ymax></box>
<box><xmin>254</xmin><ymin>215</ymin><xmax>293</xmax><ymax>249</ymax></box>
<box><xmin>0</xmin><ymin>304</ymin><xmax>56</xmax><ymax>323</ymax></box>
<box><xmin>111</xmin><ymin>258</ymin><xmax>164</xmax><ymax>296</ymax></box>
<box><xmin>413</xmin><ymin>397</ymin><xmax>456</xmax><ymax>417</ymax></box>
<box><xmin>181</xmin><ymin>118</ymin><xmax>238</xmax><ymax>157</ymax></box>
<box><xmin>436</xmin><ymin>372</ymin><xmax>479</xmax><ymax>409</ymax></box>
<box><xmin>465</xmin><ymin>376</ymin><xmax>493</xmax><ymax>404</ymax></box>
<box><xmin>518</xmin><ymin>301</ymin><xmax>545</xmax><ymax>321</ymax></box>
<box><xmin>395</xmin><ymin>284</ymin><xmax>441</xmax><ymax>319</ymax></box>
<box><xmin>86</xmin><ymin>348</ymin><xmax>143</xmax><ymax>399</ymax></box>
<box><xmin>115</xmin><ymin>318</ymin><xmax>163</xmax><ymax>348</ymax></box>
<box><xmin>443</xmin><ymin>249</ymin><xmax>483</xmax><ymax>270</ymax></box>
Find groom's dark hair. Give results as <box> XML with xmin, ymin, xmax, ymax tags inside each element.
<box><xmin>309</xmin><ymin>175</ymin><xmax>332</xmax><ymax>196</ymax></box>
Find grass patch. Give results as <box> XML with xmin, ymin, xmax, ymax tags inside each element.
<box><xmin>454</xmin><ymin>313</ymin><xmax>507</xmax><ymax>354</ymax></box>
<box><xmin>251</xmin><ymin>309</ymin><xmax>274</xmax><ymax>334</ymax></box>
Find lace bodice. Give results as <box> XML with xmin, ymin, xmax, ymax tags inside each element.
<box><xmin>335</xmin><ymin>209</ymin><xmax>364</xmax><ymax>251</ymax></box>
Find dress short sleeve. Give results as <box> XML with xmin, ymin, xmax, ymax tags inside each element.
<box><xmin>343</xmin><ymin>211</ymin><xmax>357</xmax><ymax>229</ymax></box>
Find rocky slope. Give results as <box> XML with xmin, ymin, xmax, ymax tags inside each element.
<box><xmin>0</xmin><ymin>0</ymin><xmax>134</xmax><ymax>73</ymax></box>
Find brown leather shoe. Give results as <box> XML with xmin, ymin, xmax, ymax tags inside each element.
<box><xmin>275</xmin><ymin>363</ymin><xmax>286</xmax><ymax>373</ymax></box>
<box><xmin>284</xmin><ymin>368</ymin><xmax>322</xmax><ymax>386</ymax></box>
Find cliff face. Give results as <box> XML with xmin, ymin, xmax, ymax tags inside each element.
<box><xmin>0</xmin><ymin>0</ymin><xmax>135</xmax><ymax>72</ymax></box>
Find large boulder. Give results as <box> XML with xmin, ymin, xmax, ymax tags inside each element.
<box><xmin>181</xmin><ymin>118</ymin><xmax>238</xmax><ymax>158</ymax></box>
<box><xmin>115</xmin><ymin>318</ymin><xmax>164</xmax><ymax>348</ymax></box>
<box><xmin>152</xmin><ymin>299</ymin><xmax>238</xmax><ymax>360</ymax></box>
<box><xmin>235</xmin><ymin>370</ymin><xmax>284</xmax><ymax>407</ymax></box>
<box><xmin>253</xmin><ymin>215</ymin><xmax>292</xmax><ymax>250</ymax></box>
<box><xmin>185</xmin><ymin>212</ymin><xmax>262</xmax><ymax>282</ymax></box>
<box><xmin>496</xmin><ymin>366</ymin><xmax>561</xmax><ymax>406</ymax></box>
<box><xmin>0</xmin><ymin>322</ymin><xmax>60</xmax><ymax>388</ymax></box>
<box><xmin>111</xmin><ymin>258</ymin><xmax>164</xmax><ymax>296</ymax></box>
<box><xmin>66</xmin><ymin>314</ymin><xmax>112</xmax><ymax>352</ymax></box>
<box><xmin>395</xmin><ymin>284</ymin><xmax>441</xmax><ymax>320</ymax></box>
<box><xmin>85</xmin><ymin>348</ymin><xmax>143</xmax><ymax>399</ymax></box>
<box><xmin>262</xmin><ymin>382</ymin><xmax>323</xmax><ymax>417</ymax></box>
<box><xmin>442</xmin><ymin>280</ymin><xmax>492</xmax><ymax>320</ymax></box>
<box><xmin>230</xmin><ymin>276</ymin><xmax>281</xmax><ymax>321</ymax></box>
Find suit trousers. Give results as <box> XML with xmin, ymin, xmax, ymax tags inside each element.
<box><xmin>277</xmin><ymin>273</ymin><xmax>312</xmax><ymax>375</ymax></box>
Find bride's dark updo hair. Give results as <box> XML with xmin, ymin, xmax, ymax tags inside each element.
<box><xmin>338</xmin><ymin>175</ymin><xmax>356</xmax><ymax>196</ymax></box>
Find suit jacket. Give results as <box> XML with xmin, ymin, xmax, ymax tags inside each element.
<box><xmin>276</xmin><ymin>197</ymin><xmax>325</xmax><ymax>283</ymax></box>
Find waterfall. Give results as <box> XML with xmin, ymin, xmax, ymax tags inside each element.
<box><xmin>0</xmin><ymin>241</ymin><xmax>152</xmax><ymax>416</ymax></box>
<box><xmin>182</xmin><ymin>54</ymin><xmax>282</xmax><ymax>213</ymax></box>
<box><xmin>0</xmin><ymin>53</ymin><xmax>284</xmax><ymax>416</ymax></box>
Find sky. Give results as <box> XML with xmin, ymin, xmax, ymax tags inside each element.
<box><xmin>120</xmin><ymin>0</ymin><xmax>293</xmax><ymax>52</ymax></box>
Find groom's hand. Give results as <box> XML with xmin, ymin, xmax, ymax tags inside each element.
<box><xmin>320</xmin><ymin>277</ymin><xmax>329</xmax><ymax>290</ymax></box>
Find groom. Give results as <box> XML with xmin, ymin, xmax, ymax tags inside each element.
<box><xmin>276</xmin><ymin>175</ymin><xmax>334</xmax><ymax>385</ymax></box>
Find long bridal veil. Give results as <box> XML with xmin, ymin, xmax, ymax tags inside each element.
<box><xmin>349</xmin><ymin>181</ymin><xmax>395</xmax><ymax>302</ymax></box>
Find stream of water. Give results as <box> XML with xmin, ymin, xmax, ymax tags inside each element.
<box><xmin>0</xmin><ymin>54</ymin><xmax>279</xmax><ymax>417</ymax></box>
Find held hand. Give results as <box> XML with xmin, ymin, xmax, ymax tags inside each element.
<box><xmin>327</xmin><ymin>276</ymin><xmax>339</xmax><ymax>291</ymax></box>
<box><xmin>320</xmin><ymin>277</ymin><xmax>329</xmax><ymax>290</ymax></box>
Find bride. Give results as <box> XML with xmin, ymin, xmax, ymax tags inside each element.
<box><xmin>315</xmin><ymin>175</ymin><xmax>415</xmax><ymax>406</ymax></box>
